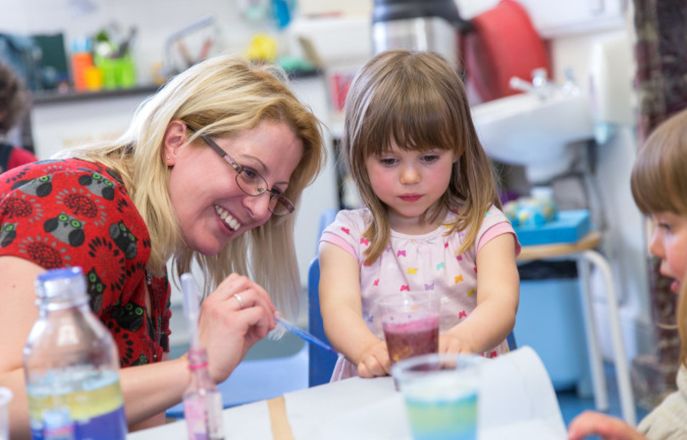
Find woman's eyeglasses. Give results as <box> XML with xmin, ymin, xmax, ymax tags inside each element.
<box><xmin>199</xmin><ymin>134</ymin><xmax>295</xmax><ymax>216</ymax></box>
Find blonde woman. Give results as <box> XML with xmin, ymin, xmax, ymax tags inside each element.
<box><xmin>319</xmin><ymin>50</ymin><xmax>520</xmax><ymax>380</ymax></box>
<box><xmin>0</xmin><ymin>55</ymin><xmax>324</xmax><ymax>437</ymax></box>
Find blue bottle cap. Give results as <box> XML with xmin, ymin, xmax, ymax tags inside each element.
<box><xmin>35</xmin><ymin>267</ymin><xmax>87</xmax><ymax>303</ymax></box>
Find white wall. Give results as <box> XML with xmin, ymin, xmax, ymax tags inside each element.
<box><xmin>550</xmin><ymin>28</ymin><xmax>652</xmax><ymax>359</ymax></box>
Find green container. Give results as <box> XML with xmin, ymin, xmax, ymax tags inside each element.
<box><xmin>95</xmin><ymin>55</ymin><xmax>136</xmax><ymax>89</ymax></box>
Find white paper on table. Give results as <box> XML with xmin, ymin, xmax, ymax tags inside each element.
<box><xmin>284</xmin><ymin>376</ymin><xmax>403</xmax><ymax>439</ymax></box>
<box><xmin>126</xmin><ymin>400</ymin><xmax>273</xmax><ymax>440</ymax></box>
<box><xmin>301</xmin><ymin>393</ymin><xmax>412</xmax><ymax>440</ymax></box>
<box><xmin>221</xmin><ymin>400</ymin><xmax>274</xmax><ymax>439</ymax></box>
<box><xmin>479</xmin><ymin>346</ymin><xmax>567</xmax><ymax>439</ymax></box>
<box><xmin>282</xmin><ymin>347</ymin><xmax>566</xmax><ymax>440</ymax></box>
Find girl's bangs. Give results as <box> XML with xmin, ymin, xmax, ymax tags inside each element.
<box><xmin>361</xmin><ymin>86</ymin><xmax>456</xmax><ymax>157</ymax></box>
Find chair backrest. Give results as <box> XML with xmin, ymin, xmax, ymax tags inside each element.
<box><xmin>308</xmin><ymin>257</ymin><xmax>339</xmax><ymax>387</ymax></box>
<box><xmin>507</xmin><ymin>329</ymin><xmax>517</xmax><ymax>351</ymax></box>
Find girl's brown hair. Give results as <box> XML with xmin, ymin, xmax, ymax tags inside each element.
<box><xmin>631</xmin><ymin>108</ymin><xmax>687</xmax><ymax>366</ymax></box>
<box><xmin>631</xmin><ymin>108</ymin><xmax>687</xmax><ymax>216</ymax></box>
<box><xmin>342</xmin><ymin>50</ymin><xmax>500</xmax><ymax>265</ymax></box>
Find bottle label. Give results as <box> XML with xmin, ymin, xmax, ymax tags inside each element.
<box><xmin>31</xmin><ymin>405</ymin><xmax>126</xmax><ymax>440</ymax></box>
<box><xmin>28</xmin><ymin>371</ymin><xmax>127</xmax><ymax>440</ymax></box>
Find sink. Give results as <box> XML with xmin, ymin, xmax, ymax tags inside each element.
<box><xmin>471</xmin><ymin>90</ymin><xmax>594</xmax><ymax>182</ymax></box>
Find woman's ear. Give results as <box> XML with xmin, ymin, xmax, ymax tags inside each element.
<box><xmin>163</xmin><ymin>120</ymin><xmax>188</xmax><ymax>166</ymax></box>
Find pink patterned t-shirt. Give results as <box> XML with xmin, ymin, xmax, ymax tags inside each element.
<box><xmin>321</xmin><ymin>206</ymin><xmax>520</xmax><ymax>380</ymax></box>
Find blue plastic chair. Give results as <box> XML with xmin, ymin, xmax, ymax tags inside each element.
<box><xmin>308</xmin><ymin>257</ymin><xmax>339</xmax><ymax>387</ymax></box>
<box><xmin>308</xmin><ymin>208</ymin><xmax>340</xmax><ymax>387</ymax></box>
<box><xmin>507</xmin><ymin>328</ymin><xmax>518</xmax><ymax>351</ymax></box>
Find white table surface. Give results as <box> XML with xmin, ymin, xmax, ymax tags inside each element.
<box><xmin>129</xmin><ymin>347</ymin><xmax>567</xmax><ymax>440</ymax></box>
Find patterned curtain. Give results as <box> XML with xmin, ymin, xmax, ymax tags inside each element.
<box><xmin>631</xmin><ymin>0</ymin><xmax>687</xmax><ymax>409</ymax></box>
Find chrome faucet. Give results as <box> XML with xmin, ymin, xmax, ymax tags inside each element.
<box><xmin>509</xmin><ymin>68</ymin><xmax>581</xmax><ymax>100</ymax></box>
<box><xmin>509</xmin><ymin>68</ymin><xmax>554</xmax><ymax>99</ymax></box>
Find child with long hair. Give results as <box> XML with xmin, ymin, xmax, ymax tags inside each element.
<box><xmin>319</xmin><ymin>50</ymin><xmax>520</xmax><ymax>380</ymax></box>
<box><xmin>568</xmin><ymin>109</ymin><xmax>687</xmax><ymax>439</ymax></box>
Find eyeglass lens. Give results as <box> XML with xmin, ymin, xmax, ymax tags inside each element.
<box><xmin>235</xmin><ymin>172</ymin><xmax>292</xmax><ymax>215</ymax></box>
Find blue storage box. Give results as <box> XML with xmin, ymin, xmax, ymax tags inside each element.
<box><xmin>514</xmin><ymin>209</ymin><xmax>591</xmax><ymax>246</ymax></box>
<box><xmin>515</xmin><ymin>261</ymin><xmax>592</xmax><ymax>395</ymax></box>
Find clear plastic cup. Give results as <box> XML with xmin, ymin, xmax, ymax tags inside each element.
<box><xmin>378</xmin><ymin>291</ymin><xmax>440</xmax><ymax>365</ymax></box>
<box><xmin>0</xmin><ymin>387</ymin><xmax>12</xmax><ymax>440</ymax></box>
<box><xmin>392</xmin><ymin>353</ymin><xmax>483</xmax><ymax>440</ymax></box>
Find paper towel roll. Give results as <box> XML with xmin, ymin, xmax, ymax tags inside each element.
<box><xmin>588</xmin><ymin>34</ymin><xmax>635</xmax><ymax>128</ymax></box>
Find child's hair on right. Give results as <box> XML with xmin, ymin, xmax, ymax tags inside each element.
<box><xmin>679</xmin><ymin>275</ymin><xmax>687</xmax><ymax>368</ymax></box>
<box><xmin>630</xmin><ymin>107</ymin><xmax>687</xmax><ymax>368</ymax></box>
<box><xmin>0</xmin><ymin>62</ymin><xmax>28</xmax><ymax>134</ymax></box>
<box><xmin>341</xmin><ymin>50</ymin><xmax>500</xmax><ymax>265</ymax></box>
<box><xmin>631</xmin><ymin>108</ymin><xmax>687</xmax><ymax>217</ymax></box>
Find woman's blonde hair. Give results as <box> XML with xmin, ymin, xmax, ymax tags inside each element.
<box><xmin>342</xmin><ymin>50</ymin><xmax>500</xmax><ymax>265</ymax></box>
<box><xmin>60</xmin><ymin>55</ymin><xmax>324</xmax><ymax>317</ymax></box>
<box><xmin>631</xmin><ymin>108</ymin><xmax>687</xmax><ymax>367</ymax></box>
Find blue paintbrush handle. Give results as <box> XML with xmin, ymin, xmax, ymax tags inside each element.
<box><xmin>277</xmin><ymin>317</ymin><xmax>335</xmax><ymax>353</ymax></box>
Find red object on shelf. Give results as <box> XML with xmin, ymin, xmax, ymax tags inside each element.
<box><xmin>465</xmin><ymin>0</ymin><xmax>552</xmax><ymax>102</ymax></box>
<box><xmin>70</xmin><ymin>51</ymin><xmax>94</xmax><ymax>92</ymax></box>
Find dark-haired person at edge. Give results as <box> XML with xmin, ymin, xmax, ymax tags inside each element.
<box><xmin>0</xmin><ymin>62</ymin><xmax>37</xmax><ymax>172</ymax></box>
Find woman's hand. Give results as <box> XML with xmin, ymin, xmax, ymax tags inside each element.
<box><xmin>356</xmin><ymin>339</ymin><xmax>390</xmax><ymax>378</ymax></box>
<box><xmin>197</xmin><ymin>273</ymin><xmax>276</xmax><ymax>383</ymax></box>
<box><xmin>568</xmin><ymin>411</ymin><xmax>645</xmax><ymax>440</ymax></box>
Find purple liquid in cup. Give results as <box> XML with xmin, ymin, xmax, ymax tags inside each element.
<box><xmin>383</xmin><ymin>315</ymin><xmax>439</xmax><ymax>364</ymax></box>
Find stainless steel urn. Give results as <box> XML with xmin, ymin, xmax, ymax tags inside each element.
<box><xmin>371</xmin><ymin>0</ymin><xmax>467</xmax><ymax>69</ymax></box>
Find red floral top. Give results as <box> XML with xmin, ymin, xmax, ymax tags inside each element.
<box><xmin>0</xmin><ymin>158</ymin><xmax>171</xmax><ymax>366</ymax></box>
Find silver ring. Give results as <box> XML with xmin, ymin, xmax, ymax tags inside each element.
<box><xmin>233</xmin><ymin>293</ymin><xmax>245</xmax><ymax>309</ymax></box>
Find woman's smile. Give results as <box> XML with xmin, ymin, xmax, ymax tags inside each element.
<box><xmin>214</xmin><ymin>204</ymin><xmax>242</xmax><ymax>231</ymax></box>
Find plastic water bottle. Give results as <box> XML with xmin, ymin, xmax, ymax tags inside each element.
<box><xmin>23</xmin><ymin>267</ymin><xmax>127</xmax><ymax>440</ymax></box>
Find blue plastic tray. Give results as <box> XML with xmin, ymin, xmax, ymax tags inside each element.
<box><xmin>514</xmin><ymin>209</ymin><xmax>591</xmax><ymax>246</ymax></box>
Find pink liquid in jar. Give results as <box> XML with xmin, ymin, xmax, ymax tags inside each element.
<box><xmin>383</xmin><ymin>315</ymin><xmax>439</xmax><ymax>364</ymax></box>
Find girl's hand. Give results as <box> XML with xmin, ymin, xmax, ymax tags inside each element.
<box><xmin>356</xmin><ymin>340</ymin><xmax>390</xmax><ymax>378</ymax></box>
<box><xmin>568</xmin><ymin>411</ymin><xmax>645</xmax><ymax>440</ymax></box>
<box><xmin>197</xmin><ymin>273</ymin><xmax>277</xmax><ymax>383</ymax></box>
<box><xmin>439</xmin><ymin>330</ymin><xmax>475</xmax><ymax>354</ymax></box>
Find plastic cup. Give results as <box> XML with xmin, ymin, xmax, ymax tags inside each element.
<box><xmin>0</xmin><ymin>387</ymin><xmax>12</xmax><ymax>440</ymax></box>
<box><xmin>392</xmin><ymin>353</ymin><xmax>482</xmax><ymax>440</ymax></box>
<box><xmin>378</xmin><ymin>292</ymin><xmax>440</xmax><ymax>364</ymax></box>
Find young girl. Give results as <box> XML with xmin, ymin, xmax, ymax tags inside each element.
<box><xmin>318</xmin><ymin>50</ymin><xmax>520</xmax><ymax>380</ymax></box>
<box><xmin>568</xmin><ymin>109</ymin><xmax>687</xmax><ymax>439</ymax></box>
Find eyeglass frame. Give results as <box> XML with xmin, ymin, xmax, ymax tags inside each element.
<box><xmin>198</xmin><ymin>133</ymin><xmax>295</xmax><ymax>216</ymax></box>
